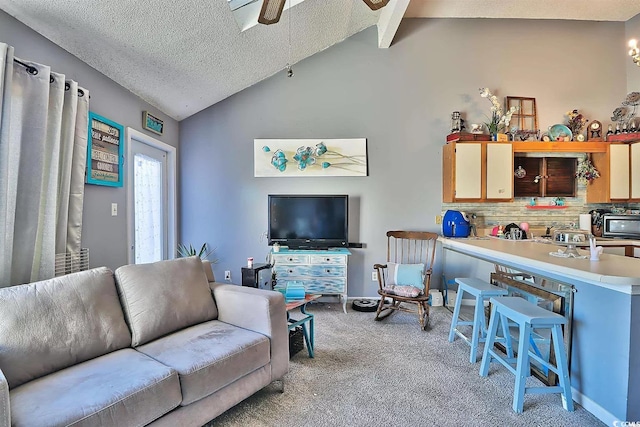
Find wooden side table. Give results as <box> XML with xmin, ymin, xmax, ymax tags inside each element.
<box><xmin>286</xmin><ymin>294</ymin><xmax>321</xmax><ymax>358</ymax></box>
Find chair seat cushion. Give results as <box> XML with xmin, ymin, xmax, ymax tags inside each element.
<box><xmin>10</xmin><ymin>349</ymin><xmax>181</xmax><ymax>427</ymax></box>
<box><xmin>382</xmin><ymin>284</ymin><xmax>423</xmax><ymax>298</ymax></box>
<box><xmin>136</xmin><ymin>320</ymin><xmax>270</xmax><ymax>405</ymax></box>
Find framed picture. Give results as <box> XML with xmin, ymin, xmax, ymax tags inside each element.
<box><xmin>142</xmin><ymin>111</ymin><xmax>164</xmax><ymax>135</ymax></box>
<box><xmin>86</xmin><ymin>112</ymin><xmax>124</xmax><ymax>187</ymax></box>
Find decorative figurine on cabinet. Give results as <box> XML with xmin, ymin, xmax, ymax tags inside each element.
<box><xmin>588</xmin><ymin>120</ymin><xmax>603</xmax><ymax>141</ymax></box>
<box><xmin>451</xmin><ymin>111</ymin><xmax>465</xmax><ymax>133</ymax></box>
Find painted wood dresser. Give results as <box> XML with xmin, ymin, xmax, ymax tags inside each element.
<box><xmin>272</xmin><ymin>248</ymin><xmax>351</xmax><ymax>313</ymax></box>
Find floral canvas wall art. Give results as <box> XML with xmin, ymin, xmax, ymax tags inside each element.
<box><xmin>254</xmin><ymin>138</ymin><xmax>368</xmax><ymax>177</ymax></box>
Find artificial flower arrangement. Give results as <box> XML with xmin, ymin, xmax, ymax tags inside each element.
<box><xmin>576</xmin><ymin>155</ymin><xmax>600</xmax><ymax>184</ymax></box>
<box><xmin>479</xmin><ymin>88</ymin><xmax>518</xmax><ymax>135</ymax></box>
<box><xmin>565</xmin><ymin>109</ymin><xmax>589</xmax><ymax>135</ymax></box>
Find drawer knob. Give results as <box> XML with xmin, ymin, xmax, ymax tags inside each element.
<box><xmin>325</xmin><ymin>258</ymin><xmax>330</xmax><ymax>262</ymax></box>
<box><xmin>288</xmin><ymin>258</ymin><xmax>293</xmax><ymax>262</ymax></box>
<box><xmin>326</xmin><ymin>269</ymin><xmax>331</xmax><ymax>273</ymax></box>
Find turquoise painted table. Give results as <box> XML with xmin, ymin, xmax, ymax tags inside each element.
<box><xmin>285</xmin><ymin>294</ymin><xmax>321</xmax><ymax>358</ymax></box>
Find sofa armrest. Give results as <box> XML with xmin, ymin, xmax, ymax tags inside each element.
<box><xmin>0</xmin><ymin>368</ymin><xmax>10</xmax><ymax>427</ymax></box>
<box><xmin>211</xmin><ymin>284</ymin><xmax>288</xmax><ymax>381</ymax></box>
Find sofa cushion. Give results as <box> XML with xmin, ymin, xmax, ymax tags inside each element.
<box><xmin>137</xmin><ymin>320</ymin><xmax>270</xmax><ymax>405</ymax></box>
<box><xmin>0</xmin><ymin>267</ymin><xmax>131</xmax><ymax>389</ymax></box>
<box><xmin>10</xmin><ymin>349</ymin><xmax>181</xmax><ymax>427</ymax></box>
<box><xmin>115</xmin><ymin>257</ymin><xmax>218</xmax><ymax>347</ymax></box>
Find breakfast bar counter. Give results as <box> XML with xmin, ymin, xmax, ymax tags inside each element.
<box><xmin>440</xmin><ymin>237</ymin><xmax>640</xmax><ymax>424</ymax></box>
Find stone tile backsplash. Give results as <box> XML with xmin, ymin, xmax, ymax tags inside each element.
<box><xmin>442</xmin><ymin>184</ymin><xmax>640</xmax><ymax>232</ymax></box>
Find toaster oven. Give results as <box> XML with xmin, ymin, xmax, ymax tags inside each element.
<box><xmin>602</xmin><ymin>214</ymin><xmax>640</xmax><ymax>239</ymax></box>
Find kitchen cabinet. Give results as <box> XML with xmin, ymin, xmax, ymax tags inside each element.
<box><xmin>587</xmin><ymin>142</ymin><xmax>640</xmax><ymax>203</ymax></box>
<box><xmin>442</xmin><ymin>141</ymin><xmax>513</xmax><ymax>202</ymax></box>
<box><xmin>514</xmin><ymin>156</ymin><xmax>576</xmax><ymax>198</ymax></box>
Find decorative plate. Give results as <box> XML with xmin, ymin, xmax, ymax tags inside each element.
<box><xmin>548</xmin><ymin>124</ymin><xmax>573</xmax><ymax>142</ymax></box>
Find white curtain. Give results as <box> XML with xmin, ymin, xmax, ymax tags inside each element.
<box><xmin>0</xmin><ymin>42</ymin><xmax>89</xmax><ymax>287</ymax></box>
<box><xmin>134</xmin><ymin>153</ymin><xmax>163</xmax><ymax>264</ymax></box>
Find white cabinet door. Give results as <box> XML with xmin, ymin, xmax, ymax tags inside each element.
<box><xmin>454</xmin><ymin>143</ymin><xmax>482</xmax><ymax>199</ymax></box>
<box><xmin>631</xmin><ymin>142</ymin><xmax>640</xmax><ymax>199</ymax></box>
<box><xmin>486</xmin><ymin>143</ymin><xmax>513</xmax><ymax>199</ymax></box>
<box><xmin>610</xmin><ymin>144</ymin><xmax>630</xmax><ymax>200</ymax></box>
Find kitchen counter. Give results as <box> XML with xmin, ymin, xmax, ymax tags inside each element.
<box><xmin>440</xmin><ymin>236</ymin><xmax>640</xmax><ymax>424</ymax></box>
<box><xmin>440</xmin><ymin>236</ymin><xmax>640</xmax><ymax>294</ymax></box>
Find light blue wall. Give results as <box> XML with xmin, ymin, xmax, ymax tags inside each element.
<box><xmin>0</xmin><ymin>10</ymin><xmax>180</xmax><ymax>272</ymax></box>
<box><xmin>180</xmin><ymin>18</ymin><xmax>628</xmax><ymax>295</ymax></box>
<box><xmin>629</xmin><ymin>295</ymin><xmax>640</xmax><ymax>419</ymax></box>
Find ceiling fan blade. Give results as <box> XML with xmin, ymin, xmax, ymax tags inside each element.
<box><xmin>362</xmin><ymin>0</ymin><xmax>390</xmax><ymax>10</ymax></box>
<box><xmin>258</xmin><ymin>0</ymin><xmax>286</xmax><ymax>25</ymax></box>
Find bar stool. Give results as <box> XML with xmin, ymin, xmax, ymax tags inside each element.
<box><xmin>448</xmin><ymin>277</ymin><xmax>509</xmax><ymax>363</ymax></box>
<box><xmin>479</xmin><ymin>296</ymin><xmax>574</xmax><ymax>413</ymax></box>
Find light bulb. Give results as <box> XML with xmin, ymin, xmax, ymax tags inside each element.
<box><xmin>629</xmin><ymin>39</ymin><xmax>637</xmax><ymax>48</ymax></box>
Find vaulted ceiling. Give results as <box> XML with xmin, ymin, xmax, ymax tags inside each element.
<box><xmin>1</xmin><ymin>0</ymin><xmax>639</xmax><ymax>121</ymax></box>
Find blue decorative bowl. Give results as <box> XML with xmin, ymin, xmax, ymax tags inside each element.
<box><xmin>548</xmin><ymin>124</ymin><xmax>573</xmax><ymax>141</ymax></box>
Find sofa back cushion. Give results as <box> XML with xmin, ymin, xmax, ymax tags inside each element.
<box><xmin>115</xmin><ymin>257</ymin><xmax>218</xmax><ymax>347</ymax></box>
<box><xmin>0</xmin><ymin>267</ymin><xmax>132</xmax><ymax>388</ymax></box>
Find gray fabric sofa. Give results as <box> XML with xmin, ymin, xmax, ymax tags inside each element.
<box><xmin>0</xmin><ymin>256</ymin><xmax>288</xmax><ymax>427</ymax></box>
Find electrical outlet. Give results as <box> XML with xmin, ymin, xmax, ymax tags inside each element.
<box><xmin>372</xmin><ymin>271</ymin><xmax>378</xmax><ymax>281</ymax></box>
<box><xmin>224</xmin><ymin>270</ymin><xmax>231</xmax><ymax>281</ymax></box>
<box><xmin>435</xmin><ymin>215</ymin><xmax>442</xmax><ymax>224</ymax></box>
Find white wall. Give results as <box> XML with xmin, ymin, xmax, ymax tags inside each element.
<box><xmin>627</xmin><ymin>13</ymin><xmax>640</xmax><ymax>91</ymax></box>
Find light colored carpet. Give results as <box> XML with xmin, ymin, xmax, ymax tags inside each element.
<box><xmin>209</xmin><ymin>303</ymin><xmax>604</xmax><ymax>427</ymax></box>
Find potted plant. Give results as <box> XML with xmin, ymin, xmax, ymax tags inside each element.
<box><xmin>177</xmin><ymin>243</ymin><xmax>217</xmax><ymax>262</ymax></box>
<box><xmin>177</xmin><ymin>243</ymin><xmax>218</xmax><ymax>281</ymax></box>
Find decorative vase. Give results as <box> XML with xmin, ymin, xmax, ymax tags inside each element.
<box><xmin>491</xmin><ymin>134</ymin><xmax>498</xmax><ymax>141</ymax></box>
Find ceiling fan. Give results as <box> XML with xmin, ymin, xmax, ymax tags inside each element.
<box><xmin>258</xmin><ymin>0</ymin><xmax>390</xmax><ymax>25</ymax></box>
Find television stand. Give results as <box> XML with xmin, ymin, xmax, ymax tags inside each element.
<box><xmin>271</xmin><ymin>248</ymin><xmax>351</xmax><ymax>313</ymax></box>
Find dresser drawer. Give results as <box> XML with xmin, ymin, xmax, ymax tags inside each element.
<box><xmin>275</xmin><ymin>278</ymin><xmax>346</xmax><ymax>294</ymax></box>
<box><xmin>310</xmin><ymin>255</ymin><xmax>346</xmax><ymax>265</ymax></box>
<box><xmin>275</xmin><ymin>265</ymin><xmax>346</xmax><ymax>278</ymax></box>
<box><xmin>272</xmin><ymin>254</ymin><xmax>309</xmax><ymax>264</ymax></box>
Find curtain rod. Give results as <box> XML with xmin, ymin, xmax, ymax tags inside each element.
<box><xmin>13</xmin><ymin>58</ymin><xmax>86</xmax><ymax>97</ymax></box>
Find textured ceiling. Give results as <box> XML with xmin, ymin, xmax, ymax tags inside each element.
<box><xmin>1</xmin><ymin>0</ymin><xmax>640</xmax><ymax>121</ymax></box>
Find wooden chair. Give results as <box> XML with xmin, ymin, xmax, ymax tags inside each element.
<box><xmin>373</xmin><ymin>231</ymin><xmax>438</xmax><ymax>330</ymax></box>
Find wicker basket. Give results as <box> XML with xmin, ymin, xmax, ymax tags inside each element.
<box><xmin>289</xmin><ymin>326</ymin><xmax>304</xmax><ymax>357</ymax></box>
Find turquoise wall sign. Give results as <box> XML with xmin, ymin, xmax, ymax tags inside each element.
<box><xmin>86</xmin><ymin>112</ymin><xmax>124</xmax><ymax>187</ymax></box>
<box><xmin>143</xmin><ymin>111</ymin><xmax>164</xmax><ymax>135</ymax></box>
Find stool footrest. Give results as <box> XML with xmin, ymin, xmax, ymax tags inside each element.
<box><xmin>529</xmin><ymin>352</ymin><xmax>560</xmax><ymax>376</ymax></box>
<box><xmin>526</xmin><ymin>386</ymin><xmax>564</xmax><ymax>395</ymax></box>
<box><xmin>485</xmin><ymin>349</ymin><xmax>517</xmax><ymax>376</ymax></box>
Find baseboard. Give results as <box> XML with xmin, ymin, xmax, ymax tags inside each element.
<box><xmin>571</xmin><ymin>387</ymin><xmax>619</xmax><ymax>425</ymax></box>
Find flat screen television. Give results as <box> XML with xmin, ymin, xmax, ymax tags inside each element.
<box><xmin>268</xmin><ymin>195</ymin><xmax>348</xmax><ymax>249</ymax></box>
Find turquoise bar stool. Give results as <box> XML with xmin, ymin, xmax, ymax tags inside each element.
<box><xmin>448</xmin><ymin>278</ymin><xmax>509</xmax><ymax>363</ymax></box>
<box><xmin>479</xmin><ymin>296</ymin><xmax>574</xmax><ymax>413</ymax></box>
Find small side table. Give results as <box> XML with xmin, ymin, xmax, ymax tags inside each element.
<box><xmin>241</xmin><ymin>263</ymin><xmax>272</xmax><ymax>289</ymax></box>
<box><xmin>286</xmin><ymin>294</ymin><xmax>321</xmax><ymax>358</ymax></box>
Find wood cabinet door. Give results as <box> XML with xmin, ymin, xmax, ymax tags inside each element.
<box><xmin>545</xmin><ymin>157</ymin><xmax>576</xmax><ymax>197</ymax></box>
<box><xmin>486</xmin><ymin>143</ymin><xmax>513</xmax><ymax>199</ymax></box>
<box><xmin>610</xmin><ymin>144</ymin><xmax>630</xmax><ymax>200</ymax></box>
<box><xmin>454</xmin><ymin>143</ymin><xmax>482</xmax><ymax>199</ymax></box>
<box><xmin>631</xmin><ymin>142</ymin><xmax>640</xmax><ymax>200</ymax></box>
